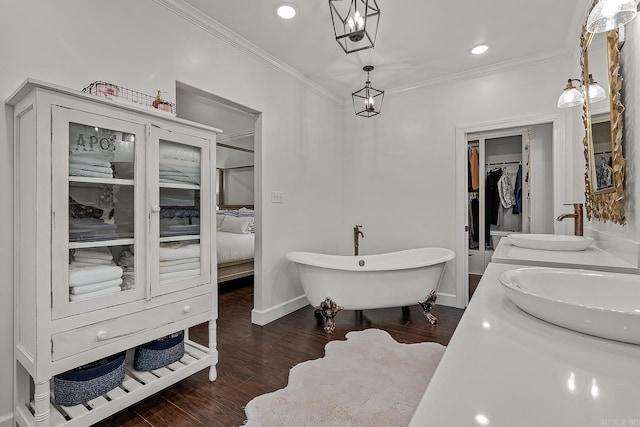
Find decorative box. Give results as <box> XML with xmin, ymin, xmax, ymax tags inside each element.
<box><xmin>53</xmin><ymin>351</ymin><xmax>126</xmax><ymax>406</ymax></box>
<box><xmin>134</xmin><ymin>330</ymin><xmax>185</xmax><ymax>371</ymax></box>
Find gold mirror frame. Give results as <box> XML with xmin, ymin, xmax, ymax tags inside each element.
<box><xmin>581</xmin><ymin>0</ymin><xmax>626</xmax><ymax>224</ymax></box>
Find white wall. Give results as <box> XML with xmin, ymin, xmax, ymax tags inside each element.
<box><xmin>530</xmin><ymin>123</ymin><xmax>555</xmax><ymax>234</ymax></box>
<box><xmin>0</xmin><ymin>0</ymin><xmax>344</xmax><ymax>421</ymax></box>
<box><xmin>341</xmin><ymin>56</ymin><xmax>575</xmax><ymax>306</ymax></box>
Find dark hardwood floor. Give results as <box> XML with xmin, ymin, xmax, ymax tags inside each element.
<box><xmin>94</xmin><ymin>278</ymin><xmax>465</xmax><ymax>426</ymax></box>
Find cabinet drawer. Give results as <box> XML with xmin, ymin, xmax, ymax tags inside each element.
<box><xmin>52</xmin><ymin>294</ymin><xmax>211</xmax><ymax>361</ymax></box>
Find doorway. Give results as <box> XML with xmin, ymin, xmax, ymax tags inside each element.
<box><xmin>455</xmin><ymin>115</ymin><xmax>564</xmax><ymax>307</ymax></box>
<box><xmin>175</xmin><ymin>81</ymin><xmax>261</xmax><ymax>304</ymax></box>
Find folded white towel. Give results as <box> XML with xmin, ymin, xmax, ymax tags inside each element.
<box><xmin>69</xmin><ymin>265</ymin><xmax>123</xmax><ymax>287</ymax></box>
<box><xmin>73</xmin><ymin>247</ymin><xmax>114</xmax><ymax>261</ymax></box>
<box><xmin>69</xmin><ymin>286</ymin><xmax>121</xmax><ymax>301</ymax></box>
<box><xmin>68</xmin><ymin>155</ymin><xmax>112</xmax><ymax>168</ymax></box>
<box><xmin>159</xmin><ymin>243</ymin><xmax>200</xmax><ymax>261</ymax></box>
<box><xmin>70</xmin><ymin>260</ymin><xmax>116</xmax><ymax>267</ymax></box>
<box><xmin>159</xmin><ymin>145</ymin><xmax>201</xmax><ymax>162</ymax></box>
<box><xmin>70</xmin><ymin>278</ymin><xmax>123</xmax><ymax>294</ymax></box>
<box><xmin>159</xmin><ymin>257</ymin><xmax>200</xmax><ymax>267</ymax></box>
<box><xmin>159</xmin><ymin>268</ymin><xmax>200</xmax><ymax>281</ymax></box>
<box><xmin>69</xmin><ymin>168</ymin><xmax>113</xmax><ymax>178</ymax></box>
<box><xmin>159</xmin><ymin>262</ymin><xmax>200</xmax><ymax>274</ymax></box>
<box><xmin>72</xmin><ymin>256</ymin><xmax>114</xmax><ymax>265</ymax></box>
<box><xmin>69</xmin><ymin>163</ymin><xmax>114</xmax><ymax>174</ymax></box>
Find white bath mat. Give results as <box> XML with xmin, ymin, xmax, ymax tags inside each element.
<box><xmin>243</xmin><ymin>329</ymin><xmax>446</xmax><ymax>427</ymax></box>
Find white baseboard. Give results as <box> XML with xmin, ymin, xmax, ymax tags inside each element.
<box><xmin>251</xmin><ymin>294</ymin><xmax>309</xmax><ymax>326</ymax></box>
<box><xmin>436</xmin><ymin>292</ymin><xmax>458</xmax><ymax>308</ymax></box>
<box><xmin>0</xmin><ymin>412</ymin><xmax>13</xmax><ymax>427</ymax></box>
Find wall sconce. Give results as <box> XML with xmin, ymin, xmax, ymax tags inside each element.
<box><xmin>556</xmin><ymin>75</ymin><xmax>606</xmax><ymax>108</ymax></box>
<box><xmin>352</xmin><ymin>65</ymin><xmax>384</xmax><ymax>117</ymax></box>
<box><xmin>557</xmin><ymin>79</ymin><xmax>585</xmax><ymax>108</ymax></box>
<box><xmin>587</xmin><ymin>0</ymin><xmax>638</xmax><ymax>33</ymax></box>
<box><xmin>587</xmin><ymin>74</ymin><xmax>607</xmax><ymax>103</ymax></box>
<box><xmin>329</xmin><ymin>0</ymin><xmax>381</xmax><ymax>54</ymax></box>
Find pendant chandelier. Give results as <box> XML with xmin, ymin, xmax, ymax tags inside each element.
<box><xmin>352</xmin><ymin>65</ymin><xmax>384</xmax><ymax>117</ymax></box>
<box><xmin>329</xmin><ymin>0</ymin><xmax>381</xmax><ymax>54</ymax></box>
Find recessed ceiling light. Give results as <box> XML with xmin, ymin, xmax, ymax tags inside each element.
<box><xmin>471</xmin><ymin>44</ymin><xmax>489</xmax><ymax>55</ymax></box>
<box><xmin>275</xmin><ymin>3</ymin><xmax>297</xmax><ymax>19</ymax></box>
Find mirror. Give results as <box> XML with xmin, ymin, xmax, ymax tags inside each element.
<box><xmin>581</xmin><ymin>0</ymin><xmax>626</xmax><ymax>224</ymax></box>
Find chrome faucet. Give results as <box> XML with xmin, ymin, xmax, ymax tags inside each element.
<box><xmin>354</xmin><ymin>225</ymin><xmax>364</xmax><ymax>256</ymax></box>
<box><xmin>556</xmin><ymin>203</ymin><xmax>584</xmax><ymax>236</ymax></box>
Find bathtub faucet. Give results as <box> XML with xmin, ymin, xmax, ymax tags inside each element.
<box><xmin>354</xmin><ymin>225</ymin><xmax>364</xmax><ymax>256</ymax></box>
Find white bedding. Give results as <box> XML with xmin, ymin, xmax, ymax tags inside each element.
<box><xmin>217</xmin><ymin>231</ymin><xmax>254</xmax><ymax>264</ymax></box>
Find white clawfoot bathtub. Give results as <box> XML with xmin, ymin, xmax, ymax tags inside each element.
<box><xmin>286</xmin><ymin>248</ymin><xmax>456</xmax><ymax>333</ymax></box>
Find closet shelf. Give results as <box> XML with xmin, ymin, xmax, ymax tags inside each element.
<box><xmin>19</xmin><ymin>341</ymin><xmax>214</xmax><ymax>427</ymax></box>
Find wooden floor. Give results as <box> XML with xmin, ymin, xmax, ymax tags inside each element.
<box><xmin>94</xmin><ymin>278</ymin><xmax>465</xmax><ymax>426</ymax></box>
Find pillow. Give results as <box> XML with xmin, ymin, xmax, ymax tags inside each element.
<box><xmin>217</xmin><ymin>209</ymin><xmax>239</xmax><ymax>217</ymax></box>
<box><xmin>238</xmin><ymin>207</ymin><xmax>255</xmax><ymax>233</ymax></box>
<box><xmin>216</xmin><ymin>214</ymin><xmax>225</xmax><ymax>230</ymax></box>
<box><xmin>219</xmin><ymin>215</ymin><xmax>253</xmax><ymax>234</ymax></box>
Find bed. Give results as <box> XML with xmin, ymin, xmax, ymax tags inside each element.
<box><xmin>216</xmin><ymin>207</ymin><xmax>255</xmax><ymax>283</ymax></box>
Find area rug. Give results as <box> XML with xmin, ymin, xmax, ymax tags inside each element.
<box><xmin>243</xmin><ymin>329</ymin><xmax>445</xmax><ymax>427</ymax></box>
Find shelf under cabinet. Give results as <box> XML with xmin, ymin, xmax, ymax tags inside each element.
<box><xmin>20</xmin><ymin>341</ymin><xmax>215</xmax><ymax>427</ymax></box>
<box><xmin>68</xmin><ymin>238</ymin><xmax>135</xmax><ymax>249</ymax></box>
<box><xmin>159</xmin><ymin>182</ymin><xmax>200</xmax><ymax>190</ymax></box>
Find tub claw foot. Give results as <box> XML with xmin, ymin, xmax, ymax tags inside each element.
<box><xmin>316</xmin><ymin>297</ymin><xmax>343</xmax><ymax>334</ymax></box>
<box><xmin>419</xmin><ymin>290</ymin><xmax>438</xmax><ymax>325</ymax></box>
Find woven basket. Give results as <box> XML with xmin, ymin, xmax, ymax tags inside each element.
<box><xmin>53</xmin><ymin>351</ymin><xmax>126</xmax><ymax>406</ymax></box>
<box><xmin>134</xmin><ymin>330</ymin><xmax>185</xmax><ymax>371</ymax></box>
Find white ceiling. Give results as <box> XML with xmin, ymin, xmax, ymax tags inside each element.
<box><xmin>180</xmin><ymin>0</ymin><xmax>588</xmax><ymax>99</ymax></box>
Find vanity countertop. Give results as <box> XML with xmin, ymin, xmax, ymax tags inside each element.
<box><xmin>409</xmin><ymin>262</ymin><xmax>640</xmax><ymax>427</ymax></box>
<box><xmin>492</xmin><ymin>236</ymin><xmax>639</xmax><ymax>274</ymax></box>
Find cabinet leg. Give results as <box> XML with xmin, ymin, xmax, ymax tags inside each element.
<box><xmin>208</xmin><ymin>319</ymin><xmax>218</xmax><ymax>382</ymax></box>
<box><xmin>33</xmin><ymin>380</ymin><xmax>50</xmax><ymax>426</ymax></box>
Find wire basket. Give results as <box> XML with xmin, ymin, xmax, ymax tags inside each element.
<box><xmin>82</xmin><ymin>81</ymin><xmax>176</xmax><ymax>115</ymax></box>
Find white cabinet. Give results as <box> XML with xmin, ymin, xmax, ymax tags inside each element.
<box><xmin>8</xmin><ymin>79</ymin><xmax>220</xmax><ymax>427</ymax></box>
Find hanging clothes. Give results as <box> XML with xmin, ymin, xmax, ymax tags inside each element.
<box><xmin>471</xmin><ymin>196</ymin><xmax>479</xmax><ymax>245</ymax></box>
<box><xmin>513</xmin><ymin>165</ymin><xmax>522</xmax><ymax>214</ymax></box>
<box><xmin>469</xmin><ymin>148</ymin><xmax>479</xmax><ymax>191</ymax></box>
<box><xmin>498</xmin><ymin>170</ymin><xmax>516</xmax><ymax>209</ymax></box>
<box><xmin>485</xmin><ymin>168</ymin><xmax>502</xmax><ymax>246</ymax></box>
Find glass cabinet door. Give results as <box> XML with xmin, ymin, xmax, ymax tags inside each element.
<box><xmin>148</xmin><ymin>126</ymin><xmax>212</xmax><ymax>296</ymax></box>
<box><xmin>51</xmin><ymin>106</ymin><xmax>146</xmax><ymax>319</ymax></box>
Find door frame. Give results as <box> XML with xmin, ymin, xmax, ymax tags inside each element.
<box><xmin>454</xmin><ymin>112</ymin><xmax>568</xmax><ymax>307</ymax></box>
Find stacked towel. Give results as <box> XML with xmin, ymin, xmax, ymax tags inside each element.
<box><xmin>69</xmin><ymin>156</ymin><xmax>114</xmax><ymax>179</ymax></box>
<box><xmin>159</xmin><ymin>143</ymin><xmax>201</xmax><ymax>185</ymax></box>
<box><xmin>159</xmin><ymin>164</ymin><xmax>200</xmax><ymax>185</ymax></box>
<box><xmin>68</xmin><ymin>248</ymin><xmax>123</xmax><ymax>301</ymax></box>
<box><xmin>158</xmin><ymin>242</ymin><xmax>200</xmax><ymax>281</ymax></box>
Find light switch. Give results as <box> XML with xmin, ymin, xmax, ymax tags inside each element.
<box><xmin>271</xmin><ymin>191</ymin><xmax>284</xmax><ymax>203</ymax></box>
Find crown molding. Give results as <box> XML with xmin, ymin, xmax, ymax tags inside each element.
<box><xmin>153</xmin><ymin>0</ymin><xmax>344</xmax><ymax>105</ymax></box>
<box><xmin>389</xmin><ymin>47</ymin><xmax>572</xmax><ymax>96</ymax></box>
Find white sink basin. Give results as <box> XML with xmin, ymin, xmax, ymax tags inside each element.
<box><xmin>499</xmin><ymin>267</ymin><xmax>640</xmax><ymax>345</ymax></box>
<box><xmin>508</xmin><ymin>234</ymin><xmax>594</xmax><ymax>251</ymax></box>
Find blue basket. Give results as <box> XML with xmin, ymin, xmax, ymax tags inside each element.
<box><xmin>134</xmin><ymin>330</ymin><xmax>185</xmax><ymax>371</ymax></box>
<box><xmin>54</xmin><ymin>351</ymin><xmax>126</xmax><ymax>406</ymax></box>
